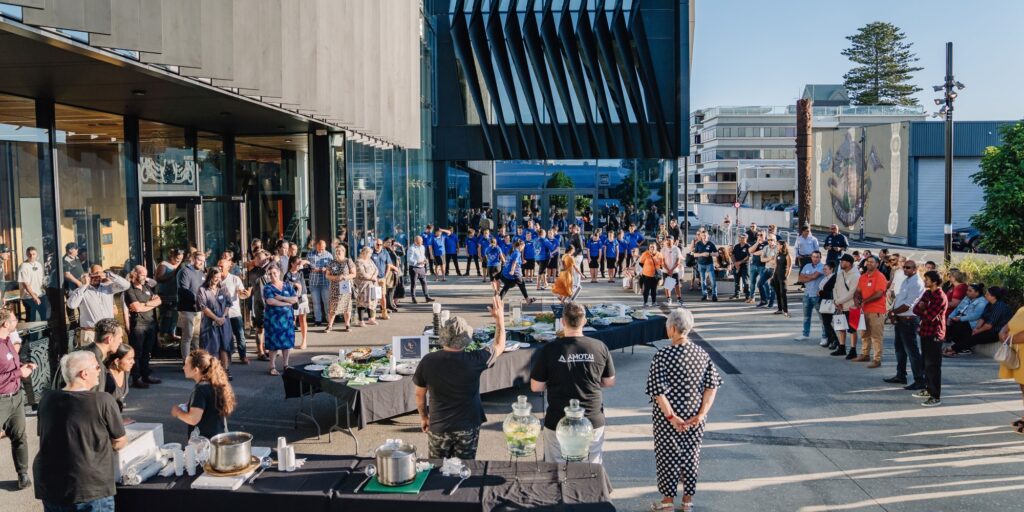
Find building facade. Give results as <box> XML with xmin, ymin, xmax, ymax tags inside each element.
<box><xmin>0</xmin><ymin>0</ymin><xmax>425</xmax><ymax>392</ymax></box>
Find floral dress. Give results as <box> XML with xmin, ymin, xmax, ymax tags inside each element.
<box><xmin>354</xmin><ymin>258</ymin><xmax>379</xmax><ymax>309</ymax></box>
<box><xmin>262</xmin><ymin>282</ymin><xmax>296</xmax><ymax>350</ymax></box>
<box><xmin>327</xmin><ymin>259</ymin><xmax>353</xmax><ymax>317</ymax></box>
<box><xmin>645</xmin><ymin>342</ymin><xmax>723</xmax><ymax>498</ymax></box>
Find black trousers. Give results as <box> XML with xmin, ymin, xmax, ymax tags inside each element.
<box><xmin>946</xmin><ymin>320</ymin><xmax>973</xmax><ymax>346</ymax></box>
<box><xmin>772</xmin><ymin>272</ymin><xmax>788</xmax><ymax>312</ymax></box>
<box><xmin>733</xmin><ymin>262</ymin><xmax>750</xmax><ymax>298</ymax></box>
<box><xmin>466</xmin><ymin>255</ymin><xmax>482</xmax><ymax>276</ymax></box>
<box><xmin>129</xmin><ymin>321</ymin><xmax>157</xmax><ymax>379</ymax></box>
<box><xmin>445</xmin><ymin>254</ymin><xmax>462</xmax><ymax>275</ymax></box>
<box><xmin>921</xmin><ymin>335</ymin><xmax>943</xmax><ymax>399</ymax></box>
<box><xmin>953</xmin><ymin>329</ymin><xmax>1000</xmax><ymax>352</ymax></box>
<box><xmin>641</xmin><ymin>275</ymin><xmax>658</xmax><ymax>305</ymax></box>
<box><xmin>498</xmin><ymin>276</ymin><xmax>529</xmax><ymax>300</ymax></box>
<box><xmin>821</xmin><ymin>313</ymin><xmax>839</xmax><ymax>345</ymax></box>
<box><xmin>409</xmin><ymin>266</ymin><xmax>430</xmax><ymax>299</ymax></box>
<box><xmin>0</xmin><ymin>391</ymin><xmax>28</xmax><ymax>475</ymax></box>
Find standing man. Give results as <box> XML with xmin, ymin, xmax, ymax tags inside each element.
<box><xmin>853</xmin><ymin>257</ymin><xmax>889</xmax><ymax>368</ymax></box>
<box><xmin>530</xmin><ymin>302</ymin><xmax>615</xmax><ymax>463</ymax></box>
<box><xmin>693</xmin><ymin>231</ymin><xmax>718</xmax><ymax>302</ymax></box>
<box><xmin>306</xmin><ymin>240</ymin><xmax>333</xmax><ymax>327</ymax></box>
<box><xmin>154</xmin><ymin>248</ymin><xmax>183</xmax><ymax>347</ymax></box>
<box><xmin>661</xmin><ymin>237</ymin><xmax>684</xmax><ymax>305</ymax></box>
<box><xmin>123</xmin><ymin>266</ymin><xmax>163</xmax><ymax>389</ymax></box>
<box><xmin>414</xmin><ymin>296</ymin><xmax>505</xmax><ymax>459</ymax></box>
<box><xmin>885</xmin><ymin>260</ymin><xmax>926</xmax><ymax>390</ymax></box>
<box><xmin>795</xmin><ymin>251</ymin><xmax>825</xmax><ymax>341</ymax></box>
<box><xmin>66</xmin><ymin>265</ymin><xmax>130</xmax><ymax>346</ymax></box>
<box><xmin>914</xmin><ymin>271</ymin><xmax>948</xmax><ymax>407</ymax></box>
<box><xmin>744</xmin><ymin>223</ymin><xmax>759</xmax><ymax>245</ymax></box>
<box><xmin>0</xmin><ymin>308</ymin><xmax>37</xmax><ymax>489</ymax></box>
<box><xmin>731</xmin><ymin>234</ymin><xmax>751</xmax><ymax>301</ymax></box>
<box><xmin>371</xmin><ymin>240</ymin><xmax>398</xmax><ymax>320</ymax></box>
<box><xmin>17</xmin><ymin>247</ymin><xmax>47</xmax><ymax>322</ymax></box>
<box><xmin>747</xmin><ymin>232</ymin><xmax>766</xmax><ymax>305</ymax></box>
<box><xmin>444</xmin><ymin>225</ymin><xmax>462</xmax><ymax>277</ymax></box>
<box><xmin>33</xmin><ymin>350</ymin><xmax>126</xmax><ymax>512</ymax></box>
<box><xmin>62</xmin><ymin>243</ymin><xmax>86</xmax><ymax>291</ymax></box>
<box><xmin>176</xmin><ymin>251</ymin><xmax>206</xmax><ymax>362</ymax></box>
<box><xmin>430</xmin><ymin>228</ymin><xmax>451</xmax><ymax>281</ymax></box>
<box><xmin>218</xmin><ymin>256</ymin><xmax>251</xmax><ymax>365</ymax></box>
<box><xmin>465</xmin><ymin>228</ymin><xmax>482</xmax><ymax>277</ymax></box>
<box><xmin>794</xmin><ymin>226</ymin><xmax>820</xmax><ymax>273</ymax></box>
<box><xmin>823</xmin><ymin>224</ymin><xmax>849</xmax><ymax>267</ymax></box>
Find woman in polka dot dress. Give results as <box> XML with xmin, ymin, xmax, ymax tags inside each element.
<box><xmin>646</xmin><ymin>308</ymin><xmax>723</xmax><ymax>511</ymax></box>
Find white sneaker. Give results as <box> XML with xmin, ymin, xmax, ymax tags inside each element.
<box><xmin>794</xmin><ymin>336</ymin><xmax>809</xmax><ymax>341</ymax></box>
<box><xmin>819</xmin><ymin>338</ymin><xmax>830</xmax><ymax>347</ymax></box>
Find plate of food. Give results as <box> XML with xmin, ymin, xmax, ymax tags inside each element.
<box><xmin>534</xmin><ymin>312</ymin><xmax>555</xmax><ymax>324</ymax></box>
<box><xmin>304</xmin><ymin>364</ymin><xmax>327</xmax><ymax>372</ymax></box>
<box><xmin>532</xmin><ymin>332</ymin><xmax>557</xmax><ymax>343</ymax></box>
<box><xmin>529</xmin><ymin>322</ymin><xmax>554</xmax><ymax>333</ymax></box>
<box><xmin>630</xmin><ymin>311</ymin><xmax>649</xmax><ymax>320</ymax></box>
<box><xmin>504</xmin><ymin>342</ymin><xmax>521</xmax><ymax>352</ymax></box>
<box><xmin>396</xmin><ymin>363</ymin><xmax>417</xmax><ymax>376</ymax></box>
<box><xmin>590</xmin><ymin>318</ymin><xmax>612</xmax><ymax>327</ymax></box>
<box><xmin>369</xmin><ymin>347</ymin><xmax>387</xmax><ymax>359</ymax></box>
<box><xmin>323</xmin><ymin>363</ymin><xmax>347</xmax><ymax>379</ymax></box>
<box><xmin>378</xmin><ymin>374</ymin><xmax>403</xmax><ymax>382</ymax></box>
<box><xmin>609</xmin><ymin>316</ymin><xmax>633</xmax><ymax>325</ymax></box>
<box><xmin>346</xmin><ymin>347</ymin><xmax>373</xmax><ymax>362</ymax></box>
<box><xmin>505</xmin><ymin>320</ymin><xmax>534</xmax><ymax>331</ymax></box>
<box><xmin>311</xmin><ymin>355</ymin><xmax>339</xmax><ymax>365</ymax></box>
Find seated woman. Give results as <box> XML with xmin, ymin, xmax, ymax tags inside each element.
<box><xmin>949</xmin><ymin>286</ymin><xmax>1014</xmax><ymax>356</ymax></box>
<box><xmin>171</xmin><ymin>349</ymin><xmax>237</xmax><ymax>439</ymax></box>
<box><xmin>943</xmin><ymin>283</ymin><xmax>986</xmax><ymax>357</ymax></box>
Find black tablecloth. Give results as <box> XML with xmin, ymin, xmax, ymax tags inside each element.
<box><xmin>283</xmin><ymin>347</ymin><xmax>540</xmax><ymax>428</ymax></box>
<box><xmin>585</xmin><ymin>316</ymin><xmax>667</xmax><ymax>351</ymax></box>
<box><xmin>116</xmin><ymin>457</ymin><xmax>614</xmax><ymax>512</ymax></box>
<box><xmin>331</xmin><ymin>458</ymin><xmax>489</xmax><ymax>512</ymax></box>
<box><xmin>115</xmin><ymin>454</ymin><xmax>356</xmax><ymax>512</ymax></box>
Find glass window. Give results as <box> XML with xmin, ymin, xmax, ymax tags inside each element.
<box><xmin>236</xmin><ymin>135</ymin><xmax>306</xmax><ymax>247</ymax></box>
<box><xmin>332</xmin><ymin>141</ymin><xmax>348</xmax><ymax>243</ymax></box>
<box><xmin>55</xmin><ymin>103</ymin><xmax>129</xmax><ymax>272</ymax></box>
<box><xmin>139</xmin><ymin>120</ymin><xmax>196</xmax><ymax>194</ymax></box>
<box><xmin>0</xmin><ymin>93</ymin><xmax>47</xmax><ymax>305</ymax></box>
<box><xmin>446</xmin><ymin>166</ymin><xmax>470</xmax><ymax>228</ymax></box>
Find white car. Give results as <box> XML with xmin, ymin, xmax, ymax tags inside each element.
<box><xmin>677</xmin><ymin>211</ymin><xmax>700</xmax><ymax>229</ymax></box>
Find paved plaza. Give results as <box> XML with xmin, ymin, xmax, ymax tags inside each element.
<box><xmin>3</xmin><ymin>273</ymin><xmax>1023</xmax><ymax>511</ymax></box>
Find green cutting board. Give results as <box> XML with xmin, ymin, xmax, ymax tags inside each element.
<box><xmin>362</xmin><ymin>470</ymin><xmax>431</xmax><ymax>494</ymax></box>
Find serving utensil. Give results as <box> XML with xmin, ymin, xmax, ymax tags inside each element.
<box><xmin>448</xmin><ymin>467</ymin><xmax>471</xmax><ymax>495</ymax></box>
<box><xmin>247</xmin><ymin>457</ymin><xmax>273</xmax><ymax>484</ymax></box>
<box><xmin>355</xmin><ymin>464</ymin><xmax>376</xmax><ymax>493</ymax></box>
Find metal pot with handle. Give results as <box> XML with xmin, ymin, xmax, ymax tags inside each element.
<box><xmin>372</xmin><ymin>439</ymin><xmax>418</xmax><ymax>486</ymax></box>
<box><xmin>209</xmin><ymin>432</ymin><xmax>253</xmax><ymax>472</ymax></box>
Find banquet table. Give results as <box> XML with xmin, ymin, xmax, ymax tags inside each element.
<box><xmin>281</xmin><ymin>316</ymin><xmax>666</xmax><ymax>435</ymax></box>
<box><xmin>115</xmin><ymin>457</ymin><xmax>614</xmax><ymax>512</ymax></box>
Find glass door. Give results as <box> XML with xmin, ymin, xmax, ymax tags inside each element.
<box><xmin>573</xmin><ymin>192</ymin><xmax>595</xmax><ymax>232</ymax></box>
<box><xmin>200</xmin><ymin>195</ymin><xmax>246</xmax><ymax>267</ymax></box>
<box><xmin>141</xmin><ymin>197</ymin><xmax>201</xmax><ymax>271</ymax></box>
<box><xmin>353</xmin><ymin>189</ymin><xmax>376</xmax><ymax>253</ymax></box>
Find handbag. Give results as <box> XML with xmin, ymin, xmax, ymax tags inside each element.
<box><xmin>819</xmin><ymin>299</ymin><xmax>836</xmax><ymax>314</ymax></box>
<box><xmin>994</xmin><ymin>336</ymin><xmax>1020</xmax><ymax>370</ymax></box>
<box><xmin>832</xmin><ymin>313</ymin><xmax>848</xmax><ymax>331</ymax></box>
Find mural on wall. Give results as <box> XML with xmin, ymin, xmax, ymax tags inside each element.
<box><xmin>820</xmin><ymin>128</ymin><xmax>884</xmax><ymax>228</ymax></box>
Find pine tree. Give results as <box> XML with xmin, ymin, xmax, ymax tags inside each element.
<box><xmin>841</xmin><ymin>22</ymin><xmax>923</xmax><ymax>106</ymax></box>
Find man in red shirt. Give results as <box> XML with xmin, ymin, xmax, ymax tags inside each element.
<box><xmin>0</xmin><ymin>308</ymin><xmax>38</xmax><ymax>489</ymax></box>
<box><xmin>854</xmin><ymin>256</ymin><xmax>889</xmax><ymax>367</ymax></box>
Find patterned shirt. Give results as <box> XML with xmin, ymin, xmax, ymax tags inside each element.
<box><xmin>913</xmin><ymin>288</ymin><xmax>948</xmax><ymax>339</ymax></box>
<box><xmin>306</xmin><ymin>250</ymin><xmax>333</xmax><ymax>287</ymax></box>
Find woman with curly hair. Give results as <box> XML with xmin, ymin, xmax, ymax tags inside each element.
<box><xmin>171</xmin><ymin>349</ymin><xmax>236</xmax><ymax>439</ymax></box>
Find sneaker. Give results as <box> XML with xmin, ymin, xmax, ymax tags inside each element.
<box><xmin>131</xmin><ymin>378</ymin><xmax>150</xmax><ymax>389</ymax></box>
<box><xmin>794</xmin><ymin>336</ymin><xmax>809</xmax><ymax>341</ymax></box>
<box><xmin>818</xmin><ymin>338</ymin><xmax>830</xmax><ymax>347</ymax></box>
<box><xmin>845</xmin><ymin>349</ymin><xmax>858</xmax><ymax>360</ymax></box>
<box><xmin>921</xmin><ymin>397</ymin><xmax>942</xmax><ymax>407</ymax></box>
<box><xmin>883</xmin><ymin>375</ymin><xmax>908</xmax><ymax>384</ymax></box>
<box><xmin>17</xmin><ymin>473</ymin><xmax>31</xmax><ymax>490</ymax></box>
<box><xmin>904</xmin><ymin>382</ymin><xmax>926</xmax><ymax>391</ymax></box>
<box><xmin>755</xmin><ymin>302</ymin><xmax>767</xmax><ymax>308</ymax></box>
<box><xmin>912</xmin><ymin>389</ymin><xmax>931</xmax><ymax>399</ymax></box>
<box><xmin>711</xmin><ymin>296</ymin><xmax>719</xmax><ymax>302</ymax></box>
<box><xmin>830</xmin><ymin>346</ymin><xmax>847</xmax><ymax>356</ymax></box>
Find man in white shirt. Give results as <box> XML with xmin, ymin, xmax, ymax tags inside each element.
<box><xmin>218</xmin><ymin>258</ymin><xmax>252</xmax><ymax>366</ymax></box>
<box><xmin>885</xmin><ymin>260</ymin><xmax>925</xmax><ymax>390</ymax></box>
<box><xmin>66</xmin><ymin>265</ymin><xmax>130</xmax><ymax>346</ymax></box>
<box><xmin>660</xmin><ymin>237</ymin><xmax>683</xmax><ymax>305</ymax></box>
<box><xmin>407</xmin><ymin>236</ymin><xmax>432</xmax><ymax>304</ymax></box>
<box><xmin>17</xmin><ymin>247</ymin><xmax>48</xmax><ymax>322</ymax></box>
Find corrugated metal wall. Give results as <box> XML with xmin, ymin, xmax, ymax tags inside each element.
<box><xmin>909</xmin><ymin>121</ymin><xmax>1009</xmax><ymax>157</ymax></box>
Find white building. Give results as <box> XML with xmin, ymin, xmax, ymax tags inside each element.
<box><xmin>682</xmin><ymin>85</ymin><xmax>927</xmax><ymax>210</ymax></box>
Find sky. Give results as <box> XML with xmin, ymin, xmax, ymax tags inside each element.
<box><xmin>689</xmin><ymin>0</ymin><xmax>1024</xmax><ymax>120</ymax></box>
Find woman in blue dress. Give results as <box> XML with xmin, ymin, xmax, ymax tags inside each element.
<box><xmin>262</xmin><ymin>266</ymin><xmax>298</xmax><ymax>376</ymax></box>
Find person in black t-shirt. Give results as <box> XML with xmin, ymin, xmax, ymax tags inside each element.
<box><xmin>172</xmin><ymin>349</ymin><xmax>236</xmax><ymax>440</ymax></box>
<box><xmin>124</xmin><ymin>265</ymin><xmax>163</xmax><ymax>389</ymax></box>
<box><xmin>692</xmin><ymin>231</ymin><xmax>719</xmax><ymax>301</ymax></box>
<box><xmin>34</xmin><ymin>350</ymin><xmax>126</xmax><ymax>511</ymax></box>
<box><xmin>530</xmin><ymin>302</ymin><xmax>615</xmax><ymax>463</ymax></box>
<box><xmin>730</xmin><ymin>234</ymin><xmax>751</xmax><ymax>300</ymax></box>
<box><xmin>414</xmin><ymin>295</ymin><xmax>506</xmax><ymax>459</ymax></box>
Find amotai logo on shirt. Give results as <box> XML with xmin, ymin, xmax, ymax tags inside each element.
<box><xmin>558</xmin><ymin>353</ymin><xmax>596</xmax><ymax>364</ymax></box>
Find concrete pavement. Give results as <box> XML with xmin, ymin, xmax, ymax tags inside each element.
<box><xmin>2</xmin><ymin>271</ymin><xmax>1023</xmax><ymax>511</ymax></box>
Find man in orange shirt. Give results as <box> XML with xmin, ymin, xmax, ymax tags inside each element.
<box><xmin>854</xmin><ymin>256</ymin><xmax>889</xmax><ymax>367</ymax></box>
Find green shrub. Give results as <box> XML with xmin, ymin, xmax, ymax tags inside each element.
<box><xmin>955</xmin><ymin>257</ymin><xmax>1024</xmax><ymax>308</ymax></box>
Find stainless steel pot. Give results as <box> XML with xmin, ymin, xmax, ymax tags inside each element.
<box><xmin>209</xmin><ymin>432</ymin><xmax>253</xmax><ymax>472</ymax></box>
<box><xmin>373</xmin><ymin>440</ymin><xmax>418</xmax><ymax>486</ymax></box>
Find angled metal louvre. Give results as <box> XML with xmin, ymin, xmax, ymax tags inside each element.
<box><xmin>539</xmin><ymin>0</ymin><xmax>588</xmax><ymax>158</ymax></box>
<box><xmin>521</xmin><ymin>0</ymin><xmax>570</xmax><ymax>157</ymax></box>
<box><xmin>503</xmin><ymin>0</ymin><xmax>552</xmax><ymax>159</ymax></box>
<box><xmin>450</xmin><ymin>0</ymin><xmax>498</xmax><ymax>160</ymax></box>
<box><xmin>556</xmin><ymin>0</ymin><xmax>602</xmax><ymax>157</ymax></box>
<box><xmin>609</xmin><ymin>0</ymin><xmax>653</xmax><ymax>156</ymax></box>
<box><xmin>628</xmin><ymin>9</ymin><xmax>672</xmax><ymax>156</ymax></box>
<box><xmin>573</xmin><ymin>0</ymin><xmax>619</xmax><ymax>156</ymax></box>
<box><xmin>486</xmin><ymin>0</ymin><xmax>535</xmax><ymax>158</ymax></box>
<box><xmin>467</xmin><ymin>0</ymin><xmax>516</xmax><ymax>157</ymax></box>
<box><xmin>591</xmin><ymin>0</ymin><xmax>634</xmax><ymax>156</ymax></box>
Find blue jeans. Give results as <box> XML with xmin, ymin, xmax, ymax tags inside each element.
<box><xmin>309</xmin><ymin>284</ymin><xmax>331</xmax><ymax>323</ymax></box>
<box><xmin>759</xmin><ymin>267</ymin><xmax>775</xmax><ymax>305</ymax></box>
<box><xmin>749</xmin><ymin>264</ymin><xmax>764</xmax><ymax>300</ymax></box>
<box><xmin>22</xmin><ymin>297</ymin><xmax>48</xmax><ymax>321</ymax></box>
<box><xmin>802</xmin><ymin>295</ymin><xmax>820</xmax><ymax>337</ymax></box>
<box><xmin>696</xmin><ymin>263</ymin><xmax>717</xmax><ymax>298</ymax></box>
<box><xmin>229</xmin><ymin>316</ymin><xmax>247</xmax><ymax>360</ymax></box>
<box><xmin>44</xmin><ymin>496</ymin><xmax>115</xmax><ymax>512</ymax></box>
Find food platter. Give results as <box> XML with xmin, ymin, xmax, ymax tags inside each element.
<box><xmin>378</xmin><ymin>374</ymin><xmax>403</xmax><ymax>382</ymax></box>
<box><xmin>532</xmin><ymin>332</ymin><xmax>557</xmax><ymax>343</ymax></box>
<box><xmin>304</xmin><ymin>364</ymin><xmax>327</xmax><ymax>372</ymax></box>
<box><xmin>396</xmin><ymin>363</ymin><xmax>417</xmax><ymax>376</ymax></box>
<box><xmin>529</xmin><ymin>322</ymin><xmax>554</xmax><ymax>333</ymax></box>
<box><xmin>609</xmin><ymin>316</ymin><xmax>633</xmax><ymax>325</ymax></box>
<box><xmin>310</xmin><ymin>355</ymin><xmax>339</xmax><ymax>365</ymax></box>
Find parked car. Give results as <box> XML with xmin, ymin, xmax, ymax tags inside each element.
<box><xmin>677</xmin><ymin>210</ymin><xmax>700</xmax><ymax>229</ymax></box>
<box><xmin>952</xmin><ymin>226</ymin><xmax>982</xmax><ymax>252</ymax></box>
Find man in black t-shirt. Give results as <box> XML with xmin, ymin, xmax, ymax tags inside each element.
<box><xmin>413</xmin><ymin>296</ymin><xmax>506</xmax><ymax>459</ymax></box>
<box><xmin>693</xmin><ymin>231</ymin><xmax>719</xmax><ymax>301</ymax></box>
<box><xmin>34</xmin><ymin>350</ymin><xmax>126</xmax><ymax>511</ymax></box>
<box><xmin>124</xmin><ymin>265</ymin><xmax>163</xmax><ymax>389</ymax></box>
<box><xmin>731</xmin><ymin>234</ymin><xmax>751</xmax><ymax>300</ymax></box>
<box><xmin>530</xmin><ymin>302</ymin><xmax>615</xmax><ymax>463</ymax></box>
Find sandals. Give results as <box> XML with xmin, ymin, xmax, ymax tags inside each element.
<box><xmin>650</xmin><ymin>503</ymin><xmax>674</xmax><ymax>511</ymax></box>
<box><xmin>257</xmin><ymin>353</ymin><xmax>270</xmax><ymax>362</ymax></box>
<box><xmin>269</xmin><ymin>368</ymin><xmax>280</xmax><ymax>376</ymax></box>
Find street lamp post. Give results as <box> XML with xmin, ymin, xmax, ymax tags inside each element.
<box><xmin>933</xmin><ymin>42</ymin><xmax>965</xmax><ymax>267</ymax></box>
